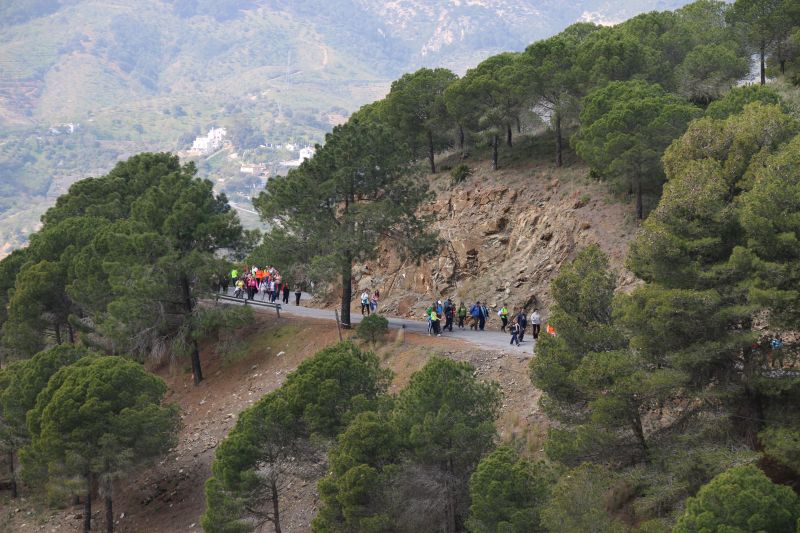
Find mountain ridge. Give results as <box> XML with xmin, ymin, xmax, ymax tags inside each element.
<box><xmin>0</xmin><ymin>0</ymin><xmax>692</xmax><ymax>255</ymax></box>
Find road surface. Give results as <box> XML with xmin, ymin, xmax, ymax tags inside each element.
<box><xmin>218</xmin><ymin>289</ymin><xmax>537</xmax><ymax>354</ymax></box>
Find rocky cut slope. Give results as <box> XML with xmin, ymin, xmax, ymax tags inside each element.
<box><xmin>348</xmin><ymin>143</ymin><xmax>639</xmax><ymax>320</ymax></box>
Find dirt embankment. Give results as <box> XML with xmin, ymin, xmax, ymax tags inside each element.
<box><xmin>318</xmin><ymin>146</ymin><xmax>639</xmax><ymax>320</ymax></box>
<box><xmin>0</xmin><ymin>314</ymin><xmax>543</xmax><ymax>532</ymax></box>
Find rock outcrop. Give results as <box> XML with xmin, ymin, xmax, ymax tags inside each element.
<box><xmin>350</xmin><ymin>158</ymin><xmax>639</xmax><ymax>319</ymax></box>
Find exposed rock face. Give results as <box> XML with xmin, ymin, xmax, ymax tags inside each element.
<box><xmin>349</xmin><ymin>159</ymin><xmax>638</xmax><ymax>319</ymax></box>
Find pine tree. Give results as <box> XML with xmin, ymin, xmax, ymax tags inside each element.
<box><xmin>22</xmin><ymin>356</ymin><xmax>178</xmax><ymax>533</ymax></box>
<box><xmin>255</xmin><ymin>111</ymin><xmax>436</xmax><ymax>329</ymax></box>
<box><xmin>674</xmin><ymin>465</ymin><xmax>800</xmax><ymax>533</ymax></box>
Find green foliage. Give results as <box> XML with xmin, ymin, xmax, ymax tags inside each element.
<box><xmin>203</xmin><ymin>391</ymin><xmax>300</xmax><ymax>533</ymax></box>
<box><xmin>445</xmin><ymin>52</ymin><xmax>529</xmax><ymax>169</ymax></box>
<box><xmin>540</xmin><ymin>463</ymin><xmax>627</xmax><ymax>533</ymax></box>
<box><xmin>0</xmin><ymin>346</ymin><xmax>91</xmax><ymax>449</ymax></box>
<box><xmin>617</xmin><ymin>99</ymin><xmax>800</xmax><ymax>525</ymax></box>
<box><xmin>705</xmin><ymin>84</ymin><xmax>784</xmax><ymax>119</ymax></box>
<box><xmin>450</xmin><ymin>163</ymin><xmax>472</xmax><ymax>185</ymax></box>
<box><xmin>281</xmin><ymin>342</ymin><xmax>392</xmax><ymax>437</ymax></box>
<box><xmin>759</xmin><ymin>426</ymin><xmax>800</xmax><ymax>474</ymax></box>
<box><xmin>356</xmin><ymin>314</ymin><xmax>389</xmax><ymax>344</ymax></box>
<box><xmin>313</xmin><ymin>410</ymin><xmax>399</xmax><ymax>532</ymax></box>
<box><xmin>204</xmin><ymin>342</ymin><xmax>391</xmax><ymax>532</ymax></box>
<box><xmin>728</xmin><ymin>0</ymin><xmax>799</xmax><ymax>83</ymax></box>
<box><xmin>676</xmin><ymin>44</ymin><xmax>750</xmax><ymax>105</ymax></box>
<box><xmin>393</xmin><ymin>357</ymin><xmax>500</xmax><ymax>474</ymax></box>
<box><xmin>531</xmin><ymin>245</ymin><xmax>679</xmax><ymax>466</ymax></box>
<box><xmin>466</xmin><ymin>446</ymin><xmax>558</xmax><ymax>533</ymax></box>
<box><xmin>674</xmin><ymin>465</ymin><xmax>800</xmax><ymax>533</ymax></box>
<box><xmin>0</xmin><ymin>153</ymin><xmax>244</xmax><ymax>385</ymax></box>
<box><xmin>522</xmin><ymin>24</ymin><xmax>598</xmax><ymax>166</ymax></box>
<box><xmin>383</xmin><ymin>67</ymin><xmax>458</xmax><ymax>173</ymax></box>
<box><xmin>573</xmin><ymin>80</ymin><xmax>700</xmax><ymax>219</ymax></box>
<box><xmin>736</xmin><ymin>133</ymin><xmax>800</xmax><ymax>327</ymax></box>
<box><xmin>315</xmin><ymin>357</ymin><xmax>500</xmax><ymax>532</ymax></box>
<box><xmin>255</xmin><ymin>109</ymin><xmax>437</xmax><ymax>327</ymax></box>
<box><xmin>21</xmin><ymin>355</ymin><xmax>178</xmax><ymax>528</ymax></box>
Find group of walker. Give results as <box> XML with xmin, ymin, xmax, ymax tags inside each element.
<box><xmin>218</xmin><ymin>266</ymin><xmax>303</xmax><ymax>306</ymax></box>
<box><xmin>424</xmin><ymin>298</ymin><xmax>545</xmax><ymax>345</ymax></box>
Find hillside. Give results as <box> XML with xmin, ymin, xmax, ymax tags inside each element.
<box><xmin>0</xmin><ymin>314</ymin><xmax>542</xmax><ymax>532</ymax></box>
<box><xmin>0</xmin><ymin>0</ymin><xmax>692</xmax><ymax>254</ymax></box>
<box><xmin>316</xmin><ymin>137</ymin><xmax>639</xmax><ymax>321</ymax></box>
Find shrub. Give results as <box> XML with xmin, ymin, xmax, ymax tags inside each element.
<box><xmin>674</xmin><ymin>464</ymin><xmax>800</xmax><ymax>533</ymax></box>
<box><xmin>357</xmin><ymin>314</ymin><xmax>389</xmax><ymax>343</ymax></box>
<box><xmin>450</xmin><ymin>163</ymin><xmax>472</xmax><ymax>185</ymax></box>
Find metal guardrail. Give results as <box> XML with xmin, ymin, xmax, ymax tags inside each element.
<box><xmin>214</xmin><ymin>293</ymin><xmax>282</xmax><ymax>317</ymax></box>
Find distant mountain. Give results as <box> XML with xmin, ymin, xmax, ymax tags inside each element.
<box><xmin>0</xmin><ymin>0</ymin><xmax>692</xmax><ymax>254</ymax></box>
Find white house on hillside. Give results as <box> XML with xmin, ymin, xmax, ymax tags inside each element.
<box><xmin>189</xmin><ymin>127</ymin><xmax>227</xmax><ymax>156</ymax></box>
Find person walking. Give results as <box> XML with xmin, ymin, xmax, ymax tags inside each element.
<box><xmin>294</xmin><ymin>285</ymin><xmax>302</xmax><ymax>306</ymax></box>
<box><xmin>517</xmin><ymin>309</ymin><xmax>527</xmax><ymax>342</ymax></box>
<box><xmin>360</xmin><ymin>290</ymin><xmax>371</xmax><ymax>316</ymax></box>
<box><xmin>430</xmin><ymin>308</ymin><xmax>441</xmax><ymax>336</ymax></box>
<box><xmin>457</xmin><ymin>302</ymin><xmax>467</xmax><ymax>329</ymax></box>
<box><xmin>479</xmin><ymin>302</ymin><xmax>489</xmax><ymax>331</ymax></box>
<box><xmin>469</xmin><ymin>301</ymin><xmax>482</xmax><ymax>330</ymax></box>
<box><xmin>425</xmin><ymin>303</ymin><xmax>434</xmax><ymax>334</ymax></box>
<box><xmin>510</xmin><ymin>319</ymin><xmax>521</xmax><ymax>346</ymax></box>
<box><xmin>370</xmin><ymin>290</ymin><xmax>379</xmax><ymax>313</ymax></box>
<box><xmin>498</xmin><ymin>304</ymin><xmax>509</xmax><ymax>332</ymax></box>
<box><xmin>234</xmin><ymin>277</ymin><xmax>245</xmax><ymax>298</ymax></box>
<box><xmin>444</xmin><ymin>298</ymin><xmax>455</xmax><ymax>332</ymax></box>
<box><xmin>230</xmin><ymin>268</ymin><xmax>239</xmax><ymax>287</ymax></box>
<box><xmin>530</xmin><ymin>308</ymin><xmax>542</xmax><ymax>339</ymax></box>
<box><xmin>259</xmin><ymin>278</ymin><xmax>269</xmax><ymax>300</ymax></box>
<box><xmin>282</xmin><ymin>283</ymin><xmax>290</xmax><ymax>304</ymax></box>
<box><xmin>246</xmin><ymin>276</ymin><xmax>257</xmax><ymax>300</ymax></box>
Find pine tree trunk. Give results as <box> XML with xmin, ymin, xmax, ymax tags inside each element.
<box><xmin>444</xmin><ymin>457</ymin><xmax>457</xmax><ymax>533</ymax></box>
<box><xmin>189</xmin><ymin>339</ymin><xmax>203</xmax><ymax>385</ymax></box>
<box><xmin>68</xmin><ymin>322</ymin><xmax>75</xmax><ymax>344</ymax></box>
<box><xmin>780</xmin><ymin>59</ymin><xmax>786</xmax><ymax>74</ymax></box>
<box><xmin>760</xmin><ymin>41</ymin><xmax>766</xmax><ymax>85</ymax></box>
<box><xmin>516</xmin><ymin>116</ymin><xmax>521</xmax><ymax>134</ymax></box>
<box><xmin>340</xmin><ymin>252</ymin><xmax>353</xmax><ymax>329</ymax></box>
<box><xmin>180</xmin><ymin>274</ymin><xmax>203</xmax><ymax>384</ymax></box>
<box><xmin>506</xmin><ymin>124</ymin><xmax>512</xmax><ymax>148</ymax></box>
<box><xmin>636</xmin><ymin>179</ymin><xmax>643</xmax><ymax>220</ymax></box>
<box><xmin>491</xmin><ymin>135</ymin><xmax>498</xmax><ymax>171</ymax></box>
<box><xmin>84</xmin><ymin>474</ymin><xmax>92</xmax><ymax>533</ymax></box>
<box><xmin>7</xmin><ymin>451</ymin><xmax>16</xmax><ymax>498</ymax></box>
<box><xmin>271</xmin><ymin>478</ymin><xmax>282</xmax><ymax>533</ymax></box>
<box><xmin>631</xmin><ymin>408</ymin><xmax>649</xmax><ymax>463</ymax></box>
<box><xmin>54</xmin><ymin>322</ymin><xmax>62</xmax><ymax>345</ymax></box>
<box><xmin>458</xmin><ymin>125</ymin><xmax>465</xmax><ymax>155</ymax></box>
<box><xmin>105</xmin><ymin>494</ymin><xmax>113</xmax><ymax>533</ymax></box>
<box><xmin>427</xmin><ymin>129</ymin><xmax>436</xmax><ymax>174</ymax></box>
<box><xmin>555</xmin><ymin>112</ymin><xmax>563</xmax><ymax>168</ymax></box>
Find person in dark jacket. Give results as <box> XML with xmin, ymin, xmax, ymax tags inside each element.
<box><xmin>517</xmin><ymin>309</ymin><xmax>527</xmax><ymax>342</ymax></box>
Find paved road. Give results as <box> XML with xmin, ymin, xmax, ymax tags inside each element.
<box><xmin>217</xmin><ymin>289</ymin><xmax>536</xmax><ymax>354</ymax></box>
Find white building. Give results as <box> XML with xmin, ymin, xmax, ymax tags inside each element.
<box><xmin>189</xmin><ymin>127</ymin><xmax>227</xmax><ymax>156</ymax></box>
<box><xmin>281</xmin><ymin>146</ymin><xmax>316</xmax><ymax>168</ymax></box>
<box><xmin>299</xmin><ymin>146</ymin><xmax>315</xmax><ymax>161</ymax></box>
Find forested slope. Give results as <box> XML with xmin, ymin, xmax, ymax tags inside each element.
<box><xmin>1</xmin><ymin>1</ymin><xmax>800</xmax><ymax>532</ymax></box>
